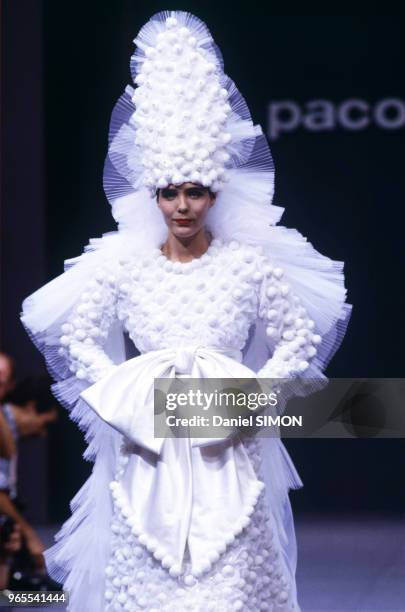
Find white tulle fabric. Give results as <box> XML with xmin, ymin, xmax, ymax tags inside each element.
<box><xmin>20</xmin><ymin>10</ymin><xmax>352</xmax><ymax>611</ymax></box>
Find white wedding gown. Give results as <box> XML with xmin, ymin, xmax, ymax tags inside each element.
<box><xmin>21</xmin><ymin>236</ymin><xmax>351</xmax><ymax>611</ymax></box>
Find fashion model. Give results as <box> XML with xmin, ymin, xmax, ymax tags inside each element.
<box><xmin>21</xmin><ymin>11</ymin><xmax>351</xmax><ymax>612</ymax></box>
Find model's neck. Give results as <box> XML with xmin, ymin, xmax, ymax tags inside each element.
<box><xmin>161</xmin><ymin>229</ymin><xmax>212</xmax><ymax>263</ymax></box>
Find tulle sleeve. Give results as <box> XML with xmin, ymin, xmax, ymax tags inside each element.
<box><xmin>246</xmin><ymin>239</ymin><xmax>352</xmax><ymax>415</ymax></box>
<box><xmin>20</xmin><ymin>232</ymin><xmax>133</xmax><ymax>461</ymax></box>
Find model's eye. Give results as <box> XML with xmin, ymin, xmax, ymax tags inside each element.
<box><xmin>161</xmin><ymin>189</ymin><xmax>177</xmax><ymax>200</ymax></box>
<box><xmin>187</xmin><ymin>189</ymin><xmax>205</xmax><ymax>198</ymax></box>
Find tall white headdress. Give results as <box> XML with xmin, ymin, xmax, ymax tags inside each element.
<box><xmin>131</xmin><ymin>16</ymin><xmax>233</xmax><ymax>192</ymax></box>
<box><xmin>105</xmin><ymin>10</ymin><xmax>277</xmax><ymax>226</ymax></box>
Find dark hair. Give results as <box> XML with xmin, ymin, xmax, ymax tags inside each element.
<box><xmin>6</xmin><ymin>375</ymin><xmax>58</xmax><ymax>413</ymax></box>
<box><xmin>156</xmin><ymin>185</ymin><xmax>215</xmax><ymax>201</ymax></box>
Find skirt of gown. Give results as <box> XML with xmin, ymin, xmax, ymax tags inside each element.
<box><xmin>103</xmin><ymin>436</ymin><xmax>300</xmax><ymax>612</ymax></box>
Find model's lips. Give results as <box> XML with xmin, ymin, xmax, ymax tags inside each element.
<box><xmin>173</xmin><ymin>219</ymin><xmax>193</xmax><ymax>226</ymax></box>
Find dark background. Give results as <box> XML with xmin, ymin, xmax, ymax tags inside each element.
<box><xmin>2</xmin><ymin>2</ymin><xmax>404</xmax><ymax>522</ymax></box>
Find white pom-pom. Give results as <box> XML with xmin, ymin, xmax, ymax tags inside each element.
<box><xmin>135</xmin><ymin>73</ymin><xmax>145</xmax><ymax>85</ymax></box>
<box><xmin>298</xmin><ymin>360</ymin><xmax>309</xmax><ymax>372</ymax></box>
<box><xmin>162</xmin><ymin>555</ymin><xmax>173</xmax><ymax>569</ymax></box>
<box><xmin>198</xmin><ymin>148</ymin><xmax>209</xmax><ymax>160</ymax></box>
<box><xmin>266</xmin><ymin>326</ymin><xmax>277</xmax><ymax>338</ymax></box>
<box><xmin>82</xmin><ymin>354</ymin><xmax>93</xmax><ymax>367</ymax></box>
<box><xmin>144</xmin><ymin>47</ymin><xmax>156</xmax><ymax>58</ymax></box>
<box><xmin>190</xmin><ymin>170</ymin><xmax>201</xmax><ymax>182</ymax></box>
<box><xmin>184</xmin><ymin>574</ymin><xmax>196</xmax><ymax>587</ymax></box>
<box><xmin>157</xmin><ymin>177</ymin><xmax>167</xmax><ymax>188</ymax></box>
<box><xmin>175</xmin><ymin>174</ymin><xmax>187</xmax><ymax>185</ymax></box>
<box><xmin>104</xmin><ymin>590</ymin><xmax>113</xmax><ymax>602</ymax></box>
<box><xmin>266</xmin><ymin>287</ymin><xmax>278</xmax><ymax>299</ymax></box>
<box><xmin>307</xmin><ymin>346</ymin><xmax>317</xmax><ymax>358</ymax></box>
<box><xmin>169</xmin><ymin>564</ymin><xmax>181</xmax><ymax>578</ymax></box>
<box><xmin>180</xmin><ymin>163</ymin><xmax>191</xmax><ymax>175</ymax></box>
<box><xmin>290</xmin><ymin>341</ymin><xmax>301</xmax><ymax>353</ymax></box>
<box><xmin>153</xmin><ymin>547</ymin><xmax>165</xmax><ymax>561</ymax></box>
<box><xmin>282</xmin><ymin>330</ymin><xmax>295</xmax><ymax>341</ymax></box>
<box><xmin>218</xmin><ymin>151</ymin><xmax>230</xmax><ymax>163</ymax></box>
<box><xmin>70</xmin><ymin>346</ymin><xmax>80</xmax><ymax>359</ymax></box>
<box><xmin>267</xmin><ymin>309</ymin><xmax>278</xmax><ymax>321</ymax></box>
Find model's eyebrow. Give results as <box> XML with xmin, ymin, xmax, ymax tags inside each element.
<box><xmin>161</xmin><ymin>185</ymin><xmax>208</xmax><ymax>195</ymax></box>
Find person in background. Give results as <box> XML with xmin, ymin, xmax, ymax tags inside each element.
<box><xmin>0</xmin><ymin>353</ymin><xmax>18</xmax><ymax>498</ymax></box>
<box><xmin>0</xmin><ymin>353</ymin><xmax>16</xmax><ymax>409</ymax></box>
<box><xmin>0</xmin><ymin>354</ymin><xmax>58</xmax><ymax>584</ymax></box>
<box><xmin>0</xmin><ymin>410</ymin><xmax>15</xmax><ymax>462</ymax></box>
<box><xmin>0</xmin><ymin>519</ymin><xmax>21</xmax><ymax>590</ymax></box>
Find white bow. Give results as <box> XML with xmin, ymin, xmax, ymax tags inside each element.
<box><xmin>80</xmin><ymin>346</ymin><xmax>264</xmax><ymax>577</ymax></box>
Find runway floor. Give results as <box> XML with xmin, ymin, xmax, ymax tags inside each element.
<box><xmin>33</xmin><ymin>516</ymin><xmax>404</xmax><ymax>611</ymax></box>
<box><xmin>295</xmin><ymin>516</ymin><xmax>405</xmax><ymax>611</ymax></box>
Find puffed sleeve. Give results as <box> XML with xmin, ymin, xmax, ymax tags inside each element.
<box><xmin>256</xmin><ymin>261</ymin><xmax>322</xmax><ymax>380</ymax></box>
<box><xmin>58</xmin><ymin>262</ymin><xmax>120</xmax><ymax>384</ymax></box>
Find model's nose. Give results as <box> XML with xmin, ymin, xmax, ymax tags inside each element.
<box><xmin>177</xmin><ymin>194</ymin><xmax>189</xmax><ymax>212</ymax></box>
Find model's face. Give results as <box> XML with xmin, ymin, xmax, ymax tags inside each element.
<box><xmin>0</xmin><ymin>355</ymin><xmax>14</xmax><ymax>403</ymax></box>
<box><xmin>157</xmin><ymin>183</ymin><xmax>215</xmax><ymax>239</ymax></box>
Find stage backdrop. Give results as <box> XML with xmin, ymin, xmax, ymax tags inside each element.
<box><xmin>5</xmin><ymin>3</ymin><xmax>405</xmax><ymax>521</ymax></box>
